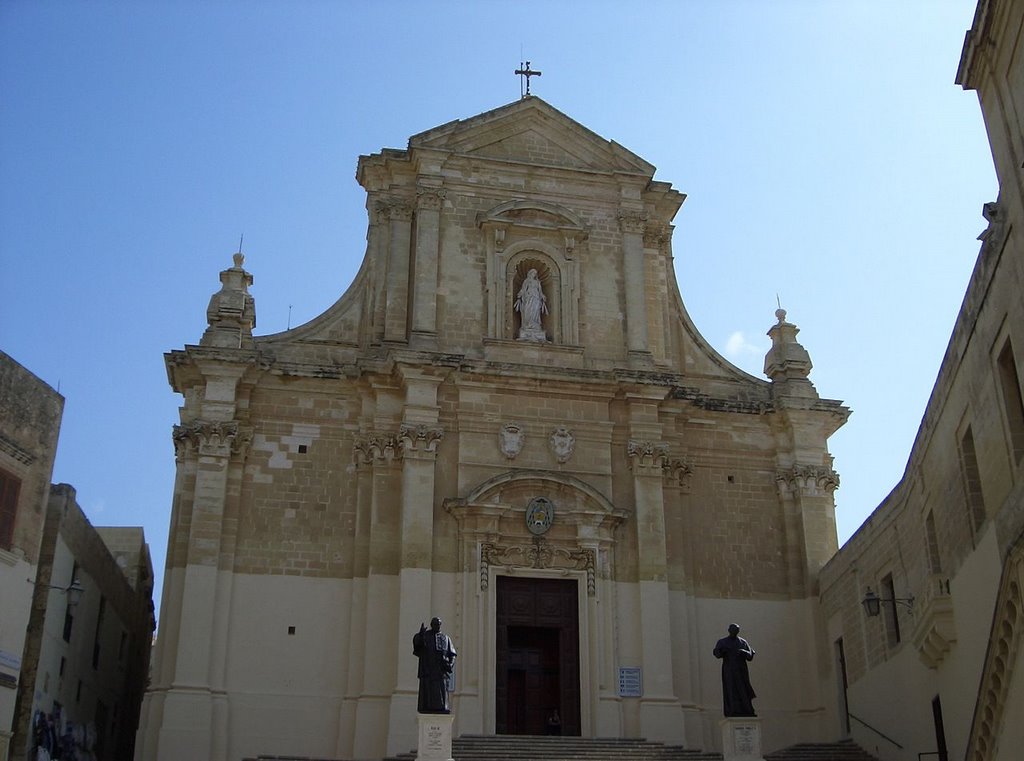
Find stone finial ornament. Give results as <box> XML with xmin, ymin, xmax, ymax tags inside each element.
<box><xmin>763</xmin><ymin>308</ymin><xmax>817</xmax><ymax>397</ymax></box>
<box><xmin>201</xmin><ymin>251</ymin><xmax>256</xmax><ymax>349</ymax></box>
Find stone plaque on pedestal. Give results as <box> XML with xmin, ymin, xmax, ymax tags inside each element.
<box><xmin>719</xmin><ymin>717</ymin><xmax>764</xmax><ymax>761</ymax></box>
<box><xmin>417</xmin><ymin>713</ymin><xmax>454</xmax><ymax>761</ymax></box>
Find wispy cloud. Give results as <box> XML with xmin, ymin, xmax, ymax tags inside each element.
<box><xmin>724</xmin><ymin>331</ymin><xmax>765</xmax><ymax>360</ymax></box>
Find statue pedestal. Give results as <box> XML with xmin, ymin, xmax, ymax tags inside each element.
<box><xmin>417</xmin><ymin>713</ymin><xmax>454</xmax><ymax>761</ymax></box>
<box><xmin>719</xmin><ymin>717</ymin><xmax>765</xmax><ymax>761</ymax></box>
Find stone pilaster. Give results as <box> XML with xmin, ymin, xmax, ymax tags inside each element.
<box><xmin>351</xmin><ymin>430</ymin><xmax>403</xmax><ymax>760</ymax></box>
<box><xmin>776</xmin><ymin>461</ymin><xmax>841</xmax><ymax>588</ymax></box>
<box><xmin>154</xmin><ymin>411</ymin><xmax>250</xmax><ymax>761</ymax></box>
<box><xmin>368</xmin><ymin>198</ymin><xmax>390</xmax><ymax>344</ymax></box>
<box><xmin>410</xmin><ymin>187</ymin><xmax>445</xmax><ymax>347</ymax></box>
<box><xmin>626</xmin><ymin>434</ymin><xmax>685</xmax><ymax>745</ymax></box>
<box><xmin>338</xmin><ymin>445</ymin><xmax>375</xmax><ymax>754</ymax></box>
<box><xmin>388</xmin><ymin>367</ymin><xmax>445</xmax><ymax>756</ymax></box>
<box><xmin>384</xmin><ymin>198</ymin><xmax>414</xmax><ymax>343</ymax></box>
<box><xmin>618</xmin><ymin>210</ymin><xmax>651</xmax><ymax>364</ymax></box>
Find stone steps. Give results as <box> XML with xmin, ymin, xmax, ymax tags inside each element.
<box><xmin>765</xmin><ymin>739</ymin><xmax>881</xmax><ymax>761</ymax></box>
<box><xmin>249</xmin><ymin>733</ymin><xmax>880</xmax><ymax>761</ymax></box>
<box><xmin>386</xmin><ymin>734</ymin><xmax>722</xmax><ymax>761</ymax></box>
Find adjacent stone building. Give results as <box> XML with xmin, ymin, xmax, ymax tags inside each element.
<box><xmin>137</xmin><ymin>95</ymin><xmax>849</xmax><ymax>761</ymax></box>
<box><xmin>10</xmin><ymin>484</ymin><xmax>155</xmax><ymax>761</ymax></box>
<box><xmin>818</xmin><ymin>2</ymin><xmax>1024</xmax><ymax>761</ymax></box>
<box><xmin>0</xmin><ymin>352</ymin><xmax>64</xmax><ymax>761</ymax></box>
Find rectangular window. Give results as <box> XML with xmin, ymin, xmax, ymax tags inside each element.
<box><xmin>958</xmin><ymin>426</ymin><xmax>986</xmax><ymax>534</ymax></box>
<box><xmin>882</xmin><ymin>573</ymin><xmax>901</xmax><ymax>647</ymax></box>
<box><xmin>997</xmin><ymin>339</ymin><xmax>1024</xmax><ymax>464</ymax></box>
<box><xmin>925</xmin><ymin>511</ymin><xmax>942</xmax><ymax>573</ymax></box>
<box><xmin>932</xmin><ymin>695</ymin><xmax>949</xmax><ymax>761</ymax></box>
<box><xmin>62</xmin><ymin>565</ymin><xmax>79</xmax><ymax>643</ymax></box>
<box><xmin>92</xmin><ymin>596</ymin><xmax>106</xmax><ymax>669</ymax></box>
<box><xmin>0</xmin><ymin>468</ymin><xmax>21</xmax><ymax>549</ymax></box>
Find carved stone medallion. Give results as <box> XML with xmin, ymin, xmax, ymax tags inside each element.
<box><xmin>549</xmin><ymin>427</ymin><xmax>575</xmax><ymax>463</ymax></box>
<box><xmin>525</xmin><ymin>497</ymin><xmax>554</xmax><ymax>536</ymax></box>
<box><xmin>499</xmin><ymin>423</ymin><xmax>525</xmax><ymax>460</ymax></box>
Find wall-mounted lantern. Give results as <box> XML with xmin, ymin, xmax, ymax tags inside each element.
<box><xmin>862</xmin><ymin>587</ymin><xmax>915</xmax><ymax>617</ymax></box>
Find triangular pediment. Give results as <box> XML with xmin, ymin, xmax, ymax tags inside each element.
<box><xmin>409</xmin><ymin>97</ymin><xmax>654</xmax><ymax>175</ymax></box>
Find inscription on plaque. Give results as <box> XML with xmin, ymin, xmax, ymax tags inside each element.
<box><xmin>617</xmin><ymin>667</ymin><xmax>642</xmax><ymax>697</ymax></box>
<box><xmin>734</xmin><ymin>725</ymin><xmax>756</xmax><ymax>755</ymax></box>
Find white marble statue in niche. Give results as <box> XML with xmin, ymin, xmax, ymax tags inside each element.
<box><xmin>514</xmin><ymin>268</ymin><xmax>549</xmax><ymax>342</ymax></box>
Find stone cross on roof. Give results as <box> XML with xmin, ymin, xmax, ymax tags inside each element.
<box><xmin>515</xmin><ymin>61</ymin><xmax>542</xmax><ymax>98</ymax></box>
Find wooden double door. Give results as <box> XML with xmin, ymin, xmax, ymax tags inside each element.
<box><xmin>495</xmin><ymin>576</ymin><xmax>581</xmax><ymax>736</ymax></box>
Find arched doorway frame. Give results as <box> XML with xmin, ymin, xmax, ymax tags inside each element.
<box><xmin>444</xmin><ymin>469</ymin><xmax>627</xmax><ymax>737</ymax></box>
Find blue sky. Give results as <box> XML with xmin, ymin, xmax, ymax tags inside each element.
<box><xmin>1</xmin><ymin>1</ymin><xmax>996</xmax><ymax>620</ymax></box>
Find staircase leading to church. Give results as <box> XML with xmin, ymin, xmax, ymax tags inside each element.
<box><xmin>764</xmin><ymin>739</ymin><xmax>880</xmax><ymax>761</ymax></box>
<box><xmin>386</xmin><ymin>734</ymin><xmax>722</xmax><ymax>761</ymax></box>
<box><xmin>249</xmin><ymin>734</ymin><xmax>879</xmax><ymax>761</ymax></box>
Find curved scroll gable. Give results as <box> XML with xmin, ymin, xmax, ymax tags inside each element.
<box><xmin>255</xmin><ymin>244</ymin><xmax>373</xmax><ymax>349</ymax></box>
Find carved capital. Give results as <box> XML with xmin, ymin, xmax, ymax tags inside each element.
<box><xmin>643</xmin><ymin>223</ymin><xmax>671</xmax><ymax>250</ymax></box>
<box><xmin>664</xmin><ymin>456</ymin><xmax>694</xmax><ymax>492</ymax></box>
<box><xmin>617</xmin><ymin>210</ymin><xmax>648</xmax><ymax>235</ymax></box>
<box><xmin>353</xmin><ymin>432</ymin><xmax>403</xmax><ymax>464</ymax></box>
<box><xmin>416</xmin><ymin>188</ymin><xmax>446</xmax><ymax>211</ymax></box>
<box><xmin>399</xmin><ymin>423</ymin><xmax>444</xmax><ymax>454</ymax></box>
<box><xmin>776</xmin><ymin>464</ymin><xmax>840</xmax><ymax>495</ymax></box>
<box><xmin>627</xmin><ymin>439</ymin><xmax>669</xmax><ymax>472</ymax></box>
<box><xmin>370</xmin><ymin>198</ymin><xmax>390</xmax><ymax>225</ymax></box>
<box><xmin>380</xmin><ymin>197</ymin><xmax>413</xmax><ymax>222</ymax></box>
<box><xmin>173</xmin><ymin>420</ymin><xmax>250</xmax><ymax>460</ymax></box>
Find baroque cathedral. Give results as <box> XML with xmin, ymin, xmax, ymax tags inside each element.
<box><xmin>137</xmin><ymin>94</ymin><xmax>847</xmax><ymax>760</ymax></box>
<box><xmin>138</xmin><ymin>4</ymin><xmax>1024</xmax><ymax>759</ymax></box>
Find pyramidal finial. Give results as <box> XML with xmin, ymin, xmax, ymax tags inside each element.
<box><xmin>763</xmin><ymin>308</ymin><xmax>817</xmax><ymax>398</ymax></box>
<box><xmin>200</xmin><ymin>247</ymin><xmax>256</xmax><ymax>349</ymax></box>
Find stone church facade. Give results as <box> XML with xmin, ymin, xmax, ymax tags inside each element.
<box><xmin>136</xmin><ymin>97</ymin><xmax>850</xmax><ymax>760</ymax></box>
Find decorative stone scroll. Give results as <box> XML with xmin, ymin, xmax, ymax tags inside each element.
<box><xmin>626</xmin><ymin>440</ymin><xmax>670</xmax><ymax>471</ymax></box>
<box><xmin>775</xmin><ymin>464</ymin><xmax>840</xmax><ymax>495</ymax></box>
<box><xmin>480</xmin><ymin>540</ymin><xmax>597</xmax><ymax>596</ymax></box>
<box><xmin>172</xmin><ymin>420</ymin><xmax>251</xmax><ymax>460</ymax></box>
<box><xmin>549</xmin><ymin>427</ymin><xmax>575</xmax><ymax>463</ymax></box>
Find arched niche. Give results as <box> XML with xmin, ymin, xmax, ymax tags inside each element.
<box><xmin>478</xmin><ymin>201</ymin><xmax>588</xmax><ymax>345</ymax></box>
<box><xmin>508</xmin><ymin>250</ymin><xmax>559</xmax><ymax>342</ymax></box>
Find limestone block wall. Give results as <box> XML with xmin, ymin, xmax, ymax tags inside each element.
<box><xmin>820</xmin><ymin>4</ymin><xmax>1024</xmax><ymax>756</ymax></box>
<box><xmin>0</xmin><ymin>352</ymin><xmax>63</xmax><ymax>760</ymax></box>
